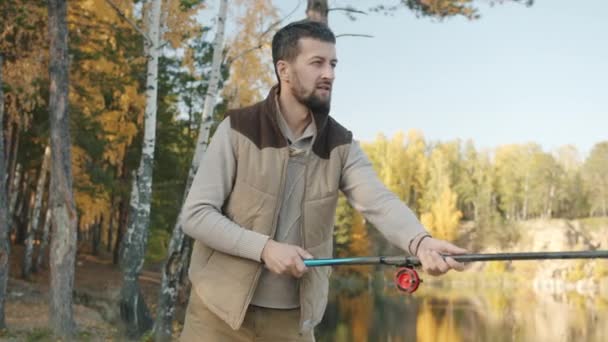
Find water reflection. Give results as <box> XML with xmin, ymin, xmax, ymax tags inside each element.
<box><xmin>316</xmin><ymin>270</ymin><xmax>608</xmax><ymax>342</ymax></box>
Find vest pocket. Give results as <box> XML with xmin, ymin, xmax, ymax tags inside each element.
<box><xmin>224</xmin><ymin>180</ymin><xmax>275</xmax><ymax>236</ymax></box>
<box><xmin>196</xmin><ymin>249</ymin><xmax>261</xmax><ymax>328</ymax></box>
<box><xmin>304</xmin><ymin>193</ymin><xmax>339</xmax><ymax>250</ymax></box>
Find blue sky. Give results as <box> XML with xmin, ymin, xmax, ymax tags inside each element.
<box><xmin>270</xmin><ymin>0</ymin><xmax>607</xmax><ymax>156</ymax></box>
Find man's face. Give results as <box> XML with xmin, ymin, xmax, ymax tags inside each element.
<box><xmin>283</xmin><ymin>38</ymin><xmax>337</xmax><ymax>116</ymax></box>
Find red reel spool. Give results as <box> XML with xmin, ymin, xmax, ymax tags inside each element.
<box><xmin>394</xmin><ymin>267</ymin><xmax>421</xmax><ymax>294</ymax></box>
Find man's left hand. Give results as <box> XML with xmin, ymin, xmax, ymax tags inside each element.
<box><xmin>416</xmin><ymin>237</ymin><xmax>468</xmax><ymax>276</ymax></box>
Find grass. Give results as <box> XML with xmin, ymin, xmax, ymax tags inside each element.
<box><xmin>26</xmin><ymin>328</ymin><xmax>52</xmax><ymax>342</ymax></box>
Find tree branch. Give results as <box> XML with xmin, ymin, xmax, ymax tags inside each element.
<box><xmin>225</xmin><ymin>44</ymin><xmax>262</xmax><ymax>65</ymax></box>
<box><xmin>224</xmin><ymin>0</ymin><xmax>302</xmax><ymax>65</ymax></box>
<box><xmin>328</xmin><ymin>7</ymin><xmax>368</xmax><ymax>15</ymax></box>
<box><xmin>336</xmin><ymin>33</ymin><xmax>374</xmax><ymax>39</ymax></box>
<box><xmin>104</xmin><ymin>0</ymin><xmax>152</xmax><ymax>44</ymax></box>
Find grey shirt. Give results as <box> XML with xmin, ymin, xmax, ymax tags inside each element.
<box><xmin>250</xmin><ymin>109</ymin><xmax>316</xmax><ymax>308</ymax></box>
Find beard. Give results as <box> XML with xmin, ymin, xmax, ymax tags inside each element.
<box><xmin>292</xmin><ymin>76</ymin><xmax>331</xmax><ymax>118</ymax></box>
<box><xmin>299</xmin><ymin>91</ymin><xmax>331</xmax><ymax>118</ymax></box>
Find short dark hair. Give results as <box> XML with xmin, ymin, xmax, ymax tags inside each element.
<box><xmin>272</xmin><ymin>20</ymin><xmax>336</xmax><ymax>77</ymax></box>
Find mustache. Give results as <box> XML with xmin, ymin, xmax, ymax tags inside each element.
<box><xmin>315</xmin><ymin>81</ymin><xmax>332</xmax><ymax>90</ymax></box>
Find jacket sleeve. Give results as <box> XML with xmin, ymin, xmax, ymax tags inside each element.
<box><xmin>181</xmin><ymin>118</ymin><xmax>269</xmax><ymax>262</ymax></box>
<box><xmin>339</xmin><ymin>140</ymin><xmax>428</xmax><ymax>254</ymax></box>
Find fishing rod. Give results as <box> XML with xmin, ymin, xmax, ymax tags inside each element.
<box><xmin>303</xmin><ymin>250</ymin><xmax>608</xmax><ymax>294</ymax></box>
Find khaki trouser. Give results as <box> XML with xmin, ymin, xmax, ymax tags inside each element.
<box><xmin>180</xmin><ymin>291</ymin><xmax>315</xmax><ymax>342</ymax></box>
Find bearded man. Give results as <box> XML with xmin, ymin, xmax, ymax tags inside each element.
<box><xmin>180</xmin><ymin>20</ymin><xmax>466</xmax><ymax>342</ymax></box>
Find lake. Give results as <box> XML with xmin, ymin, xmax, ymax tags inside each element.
<box><xmin>315</xmin><ymin>269</ymin><xmax>608</xmax><ymax>342</ymax></box>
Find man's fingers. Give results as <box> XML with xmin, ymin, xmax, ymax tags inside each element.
<box><xmin>431</xmin><ymin>251</ymin><xmax>450</xmax><ymax>273</ymax></box>
<box><xmin>445</xmin><ymin>256</ymin><xmax>466</xmax><ymax>271</ymax></box>
<box><xmin>420</xmin><ymin>250</ymin><xmax>449</xmax><ymax>276</ymax></box>
<box><xmin>419</xmin><ymin>250</ymin><xmax>438</xmax><ymax>276</ymax></box>
<box><xmin>439</xmin><ymin>241</ymin><xmax>468</xmax><ymax>255</ymax></box>
<box><xmin>285</xmin><ymin>255</ymin><xmax>307</xmax><ymax>278</ymax></box>
<box><xmin>296</xmin><ymin>247</ymin><xmax>313</xmax><ymax>259</ymax></box>
<box><xmin>438</xmin><ymin>242</ymin><xmax>468</xmax><ymax>271</ymax></box>
<box><xmin>262</xmin><ymin>242</ymin><xmax>314</xmax><ymax>277</ymax></box>
<box><xmin>295</xmin><ymin>257</ymin><xmax>307</xmax><ymax>273</ymax></box>
<box><xmin>415</xmin><ymin>238</ymin><xmax>469</xmax><ymax>275</ymax></box>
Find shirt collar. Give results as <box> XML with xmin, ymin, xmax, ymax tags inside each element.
<box><xmin>275</xmin><ymin>96</ymin><xmax>316</xmax><ymax>144</ymax></box>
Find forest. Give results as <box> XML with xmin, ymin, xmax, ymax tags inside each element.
<box><xmin>2</xmin><ymin>0</ymin><xmax>607</xmax><ymax>340</ymax></box>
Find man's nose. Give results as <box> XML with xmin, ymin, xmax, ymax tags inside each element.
<box><xmin>322</xmin><ymin>63</ymin><xmax>335</xmax><ymax>81</ymax></box>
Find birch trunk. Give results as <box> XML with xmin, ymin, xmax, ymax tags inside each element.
<box><xmin>35</xmin><ymin>209</ymin><xmax>52</xmax><ymax>271</ymax></box>
<box><xmin>4</xmin><ymin>121</ymin><xmax>13</xmax><ymax>184</ymax></box>
<box><xmin>7</xmin><ymin>123</ymin><xmax>20</xmax><ymax>197</ymax></box>
<box><xmin>119</xmin><ymin>0</ymin><xmax>162</xmax><ymax>337</ymax></box>
<box><xmin>23</xmin><ymin>145</ymin><xmax>50</xmax><ymax>279</ymax></box>
<box><xmin>48</xmin><ymin>0</ymin><xmax>78</xmax><ymax>337</ymax></box>
<box><xmin>22</xmin><ymin>192</ymin><xmax>35</xmax><ymax>249</ymax></box>
<box><xmin>14</xmin><ymin>172</ymin><xmax>30</xmax><ymax>244</ymax></box>
<box><xmin>8</xmin><ymin>163</ymin><xmax>21</xmax><ymax>231</ymax></box>
<box><xmin>0</xmin><ymin>53</ymin><xmax>11</xmax><ymax>330</ymax></box>
<box><xmin>153</xmin><ymin>1</ymin><xmax>228</xmax><ymax>339</ymax></box>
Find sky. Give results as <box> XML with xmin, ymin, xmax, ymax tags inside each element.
<box><xmin>212</xmin><ymin>0</ymin><xmax>608</xmax><ymax>156</ymax></box>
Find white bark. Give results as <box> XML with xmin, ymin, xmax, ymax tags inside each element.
<box><xmin>191</xmin><ymin>0</ymin><xmax>227</xmax><ymax>174</ymax></box>
<box><xmin>35</xmin><ymin>209</ymin><xmax>52</xmax><ymax>270</ymax></box>
<box><xmin>8</xmin><ymin>164</ymin><xmax>21</xmax><ymax>226</ymax></box>
<box><xmin>119</xmin><ymin>0</ymin><xmax>162</xmax><ymax>337</ymax></box>
<box><xmin>153</xmin><ymin>1</ymin><xmax>228</xmax><ymax>340</ymax></box>
<box><xmin>8</xmin><ymin>164</ymin><xmax>21</xmax><ymax>229</ymax></box>
<box><xmin>23</xmin><ymin>145</ymin><xmax>51</xmax><ymax>278</ymax></box>
<box><xmin>7</xmin><ymin>122</ymin><xmax>20</xmax><ymax>198</ymax></box>
<box><xmin>14</xmin><ymin>170</ymin><xmax>29</xmax><ymax>230</ymax></box>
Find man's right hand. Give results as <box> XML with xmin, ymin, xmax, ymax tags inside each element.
<box><xmin>260</xmin><ymin>240</ymin><xmax>313</xmax><ymax>278</ymax></box>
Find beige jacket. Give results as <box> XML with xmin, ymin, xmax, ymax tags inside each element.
<box><xmin>182</xmin><ymin>86</ymin><xmax>427</xmax><ymax>332</ymax></box>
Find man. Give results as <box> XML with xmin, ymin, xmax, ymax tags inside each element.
<box><xmin>180</xmin><ymin>20</ymin><xmax>466</xmax><ymax>341</ymax></box>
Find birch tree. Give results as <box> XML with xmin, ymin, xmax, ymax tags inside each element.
<box><xmin>118</xmin><ymin>0</ymin><xmax>163</xmax><ymax>336</ymax></box>
<box><xmin>7</xmin><ymin>164</ymin><xmax>21</xmax><ymax>233</ymax></box>
<box><xmin>48</xmin><ymin>0</ymin><xmax>78</xmax><ymax>337</ymax></box>
<box><xmin>23</xmin><ymin>145</ymin><xmax>50</xmax><ymax>278</ymax></box>
<box><xmin>154</xmin><ymin>1</ymin><xmax>227</xmax><ymax>339</ymax></box>
<box><xmin>36</xmin><ymin>209</ymin><xmax>52</xmax><ymax>270</ymax></box>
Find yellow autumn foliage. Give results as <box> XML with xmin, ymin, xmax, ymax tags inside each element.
<box><xmin>421</xmin><ymin>187</ymin><xmax>462</xmax><ymax>241</ymax></box>
<box><xmin>222</xmin><ymin>0</ymin><xmax>279</xmax><ymax>108</ymax></box>
<box><xmin>416</xmin><ymin>298</ymin><xmax>462</xmax><ymax>342</ymax></box>
<box><xmin>362</xmin><ymin>130</ymin><xmax>428</xmax><ymax>213</ymax></box>
<box><xmin>68</xmin><ymin>0</ymin><xmax>146</xmax><ymax>233</ymax></box>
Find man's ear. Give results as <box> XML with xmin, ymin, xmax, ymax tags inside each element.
<box><xmin>276</xmin><ymin>60</ymin><xmax>290</xmax><ymax>83</ymax></box>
